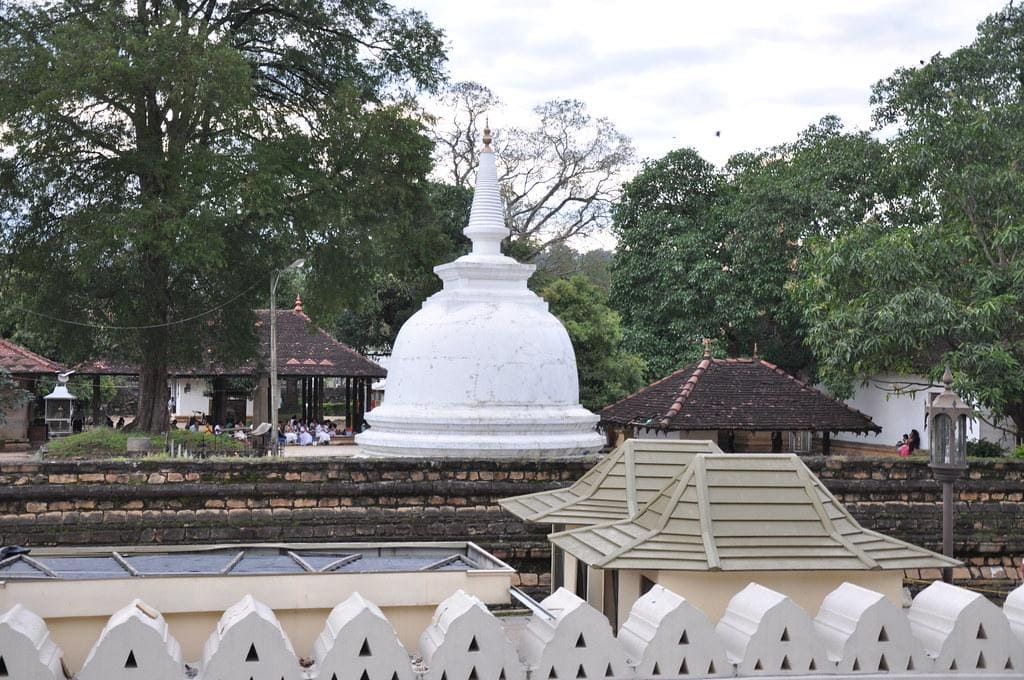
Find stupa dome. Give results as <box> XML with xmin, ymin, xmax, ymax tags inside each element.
<box><xmin>356</xmin><ymin>130</ymin><xmax>603</xmax><ymax>457</ymax></box>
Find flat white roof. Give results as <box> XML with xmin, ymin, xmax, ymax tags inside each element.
<box><xmin>0</xmin><ymin>542</ymin><xmax>513</xmax><ymax>581</ymax></box>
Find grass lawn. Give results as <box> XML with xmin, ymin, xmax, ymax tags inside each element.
<box><xmin>45</xmin><ymin>428</ymin><xmax>245</xmax><ymax>459</ymax></box>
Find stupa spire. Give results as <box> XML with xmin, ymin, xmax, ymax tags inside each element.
<box><xmin>463</xmin><ymin>122</ymin><xmax>508</xmax><ymax>256</ymax></box>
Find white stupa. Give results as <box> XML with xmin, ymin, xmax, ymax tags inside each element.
<box><xmin>356</xmin><ymin>128</ymin><xmax>603</xmax><ymax>458</ymax></box>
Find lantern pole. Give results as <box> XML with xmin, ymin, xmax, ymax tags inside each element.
<box><xmin>925</xmin><ymin>366</ymin><xmax>970</xmax><ymax>583</ymax></box>
<box><xmin>270</xmin><ymin>259</ymin><xmax>305</xmax><ymax>456</ymax></box>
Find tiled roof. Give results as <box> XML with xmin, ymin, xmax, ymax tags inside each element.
<box><xmin>499</xmin><ymin>438</ymin><xmax>722</xmax><ymax>525</ymax></box>
<box><xmin>75</xmin><ymin>307</ymin><xmax>384</xmax><ymax>378</ymax></box>
<box><xmin>550</xmin><ymin>454</ymin><xmax>958</xmax><ymax>572</ymax></box>
<box><xmin>600</xmin><ymin>357</ymin><xmax>879</xmax><ymax>433</ymax></box>
<box><xmin>256</xmin><ymin>308</ymin><xmax>385</xmax><ymax>378</ymax></box>
<box><xmin>0</xmin><ymin>339</ymin><xmax>63</xmax><ymax>375</ymax></box>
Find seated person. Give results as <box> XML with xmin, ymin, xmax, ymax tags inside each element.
<box><xmin>315</xmin><ymin>423</ymin><xmax>332</xmax><ymax>445</ymax></box>
<box><xmin>283</xmin><ymin>424</ymin><xmax>298</xmax><ymax>444</ymax></box>
<box><xmin>233</xmin><ymin>427</ymin><xmax>247</xmax><ymax>442</ymax></box>
<box><xmin>297</xmin><ymin>428</ymin><xmax>313</xmax><ymax>446</ymax></box>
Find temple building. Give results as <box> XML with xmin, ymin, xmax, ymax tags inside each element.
<box><xmin>356</xmin><ymin>129</ymin><xmax>603</xmax><ymax>458</ymax></box>
<box><xmin>599</xmin><ymin>343</ymin><xmax>880</xmax><ymax>454</ymax></box>
<box><xmin>77</xmin><ymin>297</ymin><xmax>384</xmax><ymax>429</ymax></box>
<box><xmin>0</xmin><ymin>338</ymin><xmax>64</xmax><ymax>446</ymax></box>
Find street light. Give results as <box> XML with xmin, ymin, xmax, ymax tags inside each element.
<box><xmin>270</xmin><ymin>258</ymin><xmax>305</xmax><ymax>455</ymax></box>
<box><xmin>925</xmin><ymin>366</ymin><xmax>972</xmax><ymax>583</ymax></box>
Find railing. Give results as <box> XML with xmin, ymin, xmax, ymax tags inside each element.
<box><xmin>3</xmin><ymin>579</ymin><xmax>1024</xmax><ymax>679</ymax></box>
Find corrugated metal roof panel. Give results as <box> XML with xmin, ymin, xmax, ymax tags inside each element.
<box><xmin>500</xmin><ymin>439</ymin><xmax>721</xmax><ymax>524</ymax></box>
<box><xmin>550</xmin><ymin>453</ymin><xmax>958</xmax><ymax>572</ymax></box>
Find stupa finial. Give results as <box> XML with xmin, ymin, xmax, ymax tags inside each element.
<box><xmin>482</xmin><ymin>118</ymin><xmax>492</xmax><ymax>150</ymax></box>
<box><xmin>463</xmin><ymin>119</ymin><xmax>508</xmax><ymax>255</ymax></box>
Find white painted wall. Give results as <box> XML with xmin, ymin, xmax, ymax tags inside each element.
<box><xmin>828</xmin><ymin>373</ymin><xmax>1018</xmax><ymax>451</ymax></box>
<box><xmin>170</xmin><ymin>379</ymin><xmax>212</xmax><ymax>420</ymax></box>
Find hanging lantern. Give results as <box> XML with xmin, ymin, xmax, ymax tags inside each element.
<box><xmin>925</xmin><ymin>366</ymin><xmax>972</xmax><ymax>468</ymax></box>
<box><xmin>44</xmin><ymin>372</ymin><xmax>77</xmax><ymax>439</ymax></box>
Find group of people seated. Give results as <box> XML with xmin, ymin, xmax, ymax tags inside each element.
<box><xmin>180</xmin><ymin>416</ymin><xmax>249</xmax><ymax>441</ymax></box>
<box><xmin>281</xmin><ymin>417</ymin><xmax>349</xmax><ymax>446</ymax></box>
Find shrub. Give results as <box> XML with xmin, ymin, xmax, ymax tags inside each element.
<box><xmin>167</xmin><ymin>429</ymin><xmax>244</xmax><ymax>452</ymax></box>
<box><xmin>46</xmin><ymin>429</ymin><xmax>130</xmax><ymax>458</ymax></box>
<box><xmin>46</xmin><ymin>428</ymin><xmax>245</xmax><ymax>458</ymax></box>
<box><xmin>1013</xmin><ymin>445</ymin><xmax>1024</xmax><ymax>459</ymax></box>
<box><xmin>966</xmin><ymin>438</ymin><xmax>1006</xmax><ymax>458</ymax></box>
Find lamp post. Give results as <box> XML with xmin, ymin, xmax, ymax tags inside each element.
<box><xmin>270</xmin><ymin>259</ymin><xmax>305</xmax><ymax>455</ymax></box>
<box><xmin>925</xmin><ymin>366</ymin><xmax>972</xmax><ymax>583</ymax></box>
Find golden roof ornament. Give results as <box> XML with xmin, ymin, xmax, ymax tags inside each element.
<box><xmin>482</xmin><ymin>118</ymin><xmax>492</xmax><ymax>151</ymax></box>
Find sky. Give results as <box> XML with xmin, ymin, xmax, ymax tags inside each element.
<box><xmin>401</xmin><ymin>0</ymin><xmax>1007</xmax><ymax>167</ymax></box>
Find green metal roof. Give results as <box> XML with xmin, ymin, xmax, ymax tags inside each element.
<box><xmin>549</xmin><ymin>453</ymin><xmax>959</xmax><ymax>572</ymax></box>
<box><xmin>498</xmin><ymin>439</ymin><xmax>722</xmax><ymax>525</ymax></box>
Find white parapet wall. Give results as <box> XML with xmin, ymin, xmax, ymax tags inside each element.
<box><xmin>714</xmin><ymin>582</ymin><xmax>832</xmax><ymax>675</ymax></box>
<box><xmin>909</xmin><ymin>581</ymin><xmax>1023</xmax><ymax>673</ymax></box>
<box><xmin>814</xmin><ymin>582</ymin><xmax>930</xmax><ymax>673</ymax></box>
<box><xmin>418</xmin><ymin>589</ymin><xmax>524</xmax><ymax>680</ymax></box>
<box><xmin>315</xmin><ymin>592</ymin><xmax>415</xmax><ymax>680</ymax></box>
<box><xmin>0</xmin><ymin>580</ymin><xmax>1023</xmax><ymax>679</ymax></box>
<box><xmin>0</xmin><ymin>603</ymin><xmax>64</xmax><ymax>680</ymax></box>
<box><xmin>617</xmin><ymin>584</ymin><xmax>730</xmax><ymax>677</ymax></box>
<box><xmin>519</xmin><ymin>587</ymin><xmax>631</xmax><ymax>680</ymax></box>
<box><xmin>199</xmin><ymin>594</ymin><xmax>302</xmax><ymax>680</ymax></box>
<box><xmin>77</xmin><ymin>599</ymin><xmax>183</xmax><ymax>680</ymax></box>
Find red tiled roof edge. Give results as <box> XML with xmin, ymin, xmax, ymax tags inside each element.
<box><xmin>0</xmin><ymin>338</ymin><xmax>64</xmax><ymax>374</ymax></box>
<box><xmin>755</xmin><ymin>357</ymin><xmax>880</xmax><ymax>433</ymax></box>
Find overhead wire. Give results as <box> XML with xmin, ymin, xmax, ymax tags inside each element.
<box><xmin>8</xmin><ymin>278</ymin><xmax>265</xmax><ymax>331</ymax></box>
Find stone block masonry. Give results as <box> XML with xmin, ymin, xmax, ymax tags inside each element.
<box><xmin>0</xmin><ymin>455</ymin><xmax>1022</xmax><ymax>586</ymax></box>
<box><xmin>0</xmin><ymin>457</ymin><xmax>596</xmax><ymax>588</ymax></box>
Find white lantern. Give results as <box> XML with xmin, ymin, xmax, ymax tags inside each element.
<box><xmin>926</xmin><ymin>366</ymin><xmax>972</xmax><ymax>469</ymax></box>
<box><xmin>43</xmin><ymin>372</ymin><xmax>77</xmax><ymax>438</ymax></box>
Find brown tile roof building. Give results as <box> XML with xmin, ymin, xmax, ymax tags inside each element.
<box><xmin>0</xmin><ymin>339</ymin><xmax>63</xmax><ymax>375</ymax></box>
<box><xmin>600</xmin><ymin>353</ymin><xmax>879</xmax><ymax>434</ymax></box>
<box><xmin>76</xmin><ymin>302</ymin><xmax>384</xmax><ymax>379</ymax></box>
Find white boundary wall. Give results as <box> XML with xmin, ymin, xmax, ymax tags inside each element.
<box><xmin>2</xmin><ymin>581</ymin><xmax>1023</xmax><ymax>679</ymax></box>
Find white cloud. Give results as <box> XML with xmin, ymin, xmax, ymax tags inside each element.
<box><xmin>402</xmin><ymin>0</ymin><xmax>1005</xmax><ymax>166</ymax></box>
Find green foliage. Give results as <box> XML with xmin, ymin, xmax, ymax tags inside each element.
<box><xmin>794</xmin><ymin>4</ymin><xmax>1024</xmax><ymax>431</ymax></box>
<box><xmin>45</xmin><ymin>429</ymin><xmax>130</xmax><ymax>458</ymax></box>
<box><xmin>609</xmin><ymin>120</ymin><xmax>890</xmax><ymax>381</ymax></box>
<box><xmin>167</xmin><ymin>429</ymin><xmax>244</xmax><ymax>452</ymax></box>
<box><xmin>541</xmin><ymin>276</ymin><xmax>646</xmax><ymax>411</ymax></box>
<box><xmin>610</xmin><ymin>148</ymin><xmax>724</xmax><ymax>378</ymax></box>
<box><xmin>529</xmin><ymin>243</ymin><xmax>613</xmax><ymax>295</ymax></box>
<box><xmin>46</xmin><ymin>427</ymin><xmax>244</xmax><ymax>458</ymax></box>
<box><xmin>966</xmin><ymin>438</ymin><xmax>1006</xmax><ymax>458</ymax></box>
<box><xmin>1013</xmin><ymin>444</ymin><xmax>1024</xmax><ymax>459</ymax></box>
<box><xmin>333</xmin><ymin>182</ymin><xmax>472</xmax><ymax>352</ymax></box>
<box><xmin>0</xmin><ymin>0</ymin><xmax>446</xmax><ymax>431</ymax></box>
<box><xmin>0</xmin><ymin>367</ymin><xmax>30</xmax><ymax>423</ymax></box>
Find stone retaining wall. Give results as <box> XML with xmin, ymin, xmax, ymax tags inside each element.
<box><xmin>0</xmin><ymin>456</ymin><xmax>1022</xmax><ymax>586</ymax></box>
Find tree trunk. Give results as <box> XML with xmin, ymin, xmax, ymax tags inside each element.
<box><xmin>132</xmin><ymin>249</ymin><xmax>171</xmax><ymax>433</ymax></box>
<box><xmin>135</xmin><ymin>326</ymin><xmax>169</xmax><ymax>433</ymax></box>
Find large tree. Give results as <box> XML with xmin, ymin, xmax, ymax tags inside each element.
<box><xmin>610</xmin><ymin>120</ymin><xmax>893</xmax><ymax>381</ymax></box>
<box><xmin>431</xmin><ymin>82</ymin><xmax>635</xmax><ymax>256</ymax></box>
<box><xmin>0</xmin><ymin>0</ymin><xmax>445</xmax><ymax>431</ymax></box>
<box><xmin>794</xmin><ymin>4</ymin><xmax>1024</xmax><ymax>435</ymax></box>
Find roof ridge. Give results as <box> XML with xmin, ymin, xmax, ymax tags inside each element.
<box><xmin>600</xmin><ymin>359</ymin><xmax>701</xmax><ymax>416</ymax></box>
<box><xmin>658</xmin><ymin>357</ymin><xmax>711</xmax><ymax>428</ymax></box>
<box><xmin>792</xmin><ymin>458</ymin><xmax>879</xmax><ymax>570</ymax></box>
